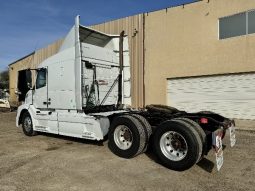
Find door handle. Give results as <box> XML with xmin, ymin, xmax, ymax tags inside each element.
<box><xmin>43</xmin><ymin>102</ymin><xmax>47</xmax><ymax>105</ymax></box>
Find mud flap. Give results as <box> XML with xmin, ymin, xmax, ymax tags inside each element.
<box><xmin>229</xmin><ymin>124</ymin><xmax>236</xmax><ymax>147</ymax></box>
<box><xmin>212</xmin><ymin>129</ymin><xmax>224</xmax><ymax>171</ymax></box>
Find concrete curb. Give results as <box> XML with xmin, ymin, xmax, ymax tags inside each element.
<box><xmin>234</xmin><ymin>119</ymin><xmax>255</xmax><ymax>132</ymax></box>
<box><xmin>235</xmin><ymin>127</ymin><xmax>255</xmax><ymax>132</ymax></box>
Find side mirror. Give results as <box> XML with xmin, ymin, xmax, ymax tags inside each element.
<box><xmin>27</xmin><ymin>82</ymin><xmax>32</xmax><ymax>89</ymax></box>
<box><xmin>15</xmin><ymin>89</ymin><xmax>22</xmax><ymax>95</ymax></box>
<box><xmin>26</xmin><ymin>70</ymin><xmax>32</xmax><ymax>89</ymax></box>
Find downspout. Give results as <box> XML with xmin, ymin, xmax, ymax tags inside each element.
<box><xmin>142</xmin><ymin>13</ymin><xmax>146</xmax><ymax>108</ymax></box>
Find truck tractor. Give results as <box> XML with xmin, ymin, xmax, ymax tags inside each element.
<box><xmin>16</xmin><ymin>16</ymin><xmax>236</xmax><ymax>171</ymax></box>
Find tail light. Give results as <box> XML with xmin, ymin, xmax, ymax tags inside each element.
<box><xmin>200</xmin><ymin>118</ymin><xmax>208</xmax><ymax>124</ymax></box>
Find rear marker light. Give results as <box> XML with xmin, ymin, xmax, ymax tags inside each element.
<box><xmin>200</xmin><ymin>118</ymin><xmax>208</xmax><ymax>124</ymax></box>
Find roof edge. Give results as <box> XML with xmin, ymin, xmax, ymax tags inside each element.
<box><xmin>8</xmin><ymin>52</ymin><xmax>35</xmax><ymax>67</ymax></box>
<box><xmin>90</xmin><ymin>0</ymin><xmax>202</xmax><ymax>26</ymax></box>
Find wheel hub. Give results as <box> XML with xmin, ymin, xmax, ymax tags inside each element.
<box><xmin>114</xmin><ymin>125</ymin><xmax>133</xmax><ymax>150</ymax></box>
<box><xmin>171</xmin><ymin>139</ymin><xmax>181</xmax><ymax>150</ymax></box>
<box><xmin>160</xmin><ymin>131</ymin><xmax>188</xmax><ymax>161</ymax></box>
<box><xmin>24</xmin><ymin>117</ymin><xmax>32</xmax><ymax>132</ymax></box>
<box><xmin>123</xmin><ymin>130</ymin><xmax>132</xmax><ymax>141</ymax></box>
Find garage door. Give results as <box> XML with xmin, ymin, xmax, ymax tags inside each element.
<box><xmin>167</xmin><ymin>73</ymin><xmax>255</xmax><ymax>119</ymax></box>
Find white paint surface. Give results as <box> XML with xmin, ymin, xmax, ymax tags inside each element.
<box><xmin>167</xmin><ymin>73</ymin><xmax>255</xmax><ymax>119</ymax></box>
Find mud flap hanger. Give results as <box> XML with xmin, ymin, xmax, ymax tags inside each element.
<box><xmin>212</xmin><ymin>129</ymin><xmax>224</xmax><ymax>171</ymax></box>
<box><xmin>212</xmin><ymin>123</ymin><xmax>236</xmax><ymax>171</ymax></box>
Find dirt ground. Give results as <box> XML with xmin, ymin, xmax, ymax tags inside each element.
<box><xmin>0</xmin><ymin>112</ymin><xmax>255</xmax><ymax>191</ymax></box>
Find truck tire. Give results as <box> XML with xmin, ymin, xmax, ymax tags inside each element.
<box><xmin>22</xmin><ymin>112</ymin><xmax>37</xmax><ymax>136</ymax></box>
<box><xmin>131</xmin><ymin>114</ymin><xmax>152</xmax><ymax>152</ymax></box>
<box><xmin>153</xmin><ymin>120</ymin><xmax>202</xmax><ymax>171</ymax></box>
<box><xmin>171</xmin><ymin>119</ymin><xmax>203</xmax><ymax>164</ymax></box>
<box><xmin>108</xmin><ymin>115</ymin><xmax>146</xmax><ymax>158</ymax></box>
<box><xmin>173</xmin><ymin>118</ymin><xmax>207</xmax><ymax>162</ymax></box>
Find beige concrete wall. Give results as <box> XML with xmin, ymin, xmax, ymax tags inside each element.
<box><xmin>9</xmin><ymin>54</ymin><xmax>34</xmax><ymax>106</ymax></box>
<box><xmin>91</xmin><ymin>14</ymin><xmax>145</xmax><ymax>108</ymax></box>
<box><xmin>9</xmin><ymin>39</ymin><xmax>63</xmax><ymax>107</ymax></box>
<box><xmin>144</xmin><ymin>0</ymin><xmax>255</xmax><ymax>105</ymax></box>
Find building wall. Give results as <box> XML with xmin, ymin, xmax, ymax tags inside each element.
<box><xmin>9</xmin><ymin>0</ymin><xmax>255</xmax><ymax>108</ymax></box>
<box><xmin>91</xmin><ymin>14</ymin><xmax>145</xmax><ymax>108</ymax></box>
<box><xmin>144</xmin><ymin>0</ymin><xmax>255</xmax><ymax>105</ymax></box>
<box><xmin>9</xmin><ymin>39</ymin><xmax>63</xmax><ymax>106</ymax></box>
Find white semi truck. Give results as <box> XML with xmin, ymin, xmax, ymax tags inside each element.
<box><xmin>16</xmin><ymin>16</ymin><xmax>236</xmax><ymax>171</ymax></box>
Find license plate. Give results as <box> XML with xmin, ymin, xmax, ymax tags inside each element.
<box><xmin>229</xmin><ymin>125</ymin><xmax>236</xmax><ymax>147</ymax></box>
<box><xmin>212</xmin><ymin>131</ymin><xmax>224</xmax><ymax>171</ymax></box>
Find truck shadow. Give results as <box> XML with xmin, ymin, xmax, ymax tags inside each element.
<box><xmin>145</xmin><ymin>145</ymin><xmax>215</xmax><ymax>173</ymax></box>
<box><xmin>37</xmin><ymin>132</ymin><xmax>217</xmax><ymax>173</ymax></box>
<box><xmin>196</xmin><ymin>158</ymin><xmax>215</xmax><ymax>173</ymax></box>
<box><xmin>37</xmin><ymin>132</ymin><xmax>105</xmax><ymax>146</ymax></box>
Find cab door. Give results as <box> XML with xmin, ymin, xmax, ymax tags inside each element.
<box><xmin>33</xmin><ymin>68</ymin><xmax>49</xmax><ymax>109</ymax></box>
<box><xmin>33</xmin><ymin>68</ymin><xmax>58</xmax><ymax>134</ymax></box>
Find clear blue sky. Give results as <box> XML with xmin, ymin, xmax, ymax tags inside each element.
<box><xmin>0</xmin><ymin>0</ymin><xmax>196</xmax><ymax>72</ymax></box>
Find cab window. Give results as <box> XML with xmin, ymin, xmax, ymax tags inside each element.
<box><xmin>36</xmin><ymin>69</ymin><xmax>46</xmax><ymax>89</ymax></box>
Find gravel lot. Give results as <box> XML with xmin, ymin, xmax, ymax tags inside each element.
<box><xmin>0</xmin><ymin>112</ymin><xmax>255</xmax><ymax>191</ymax></box>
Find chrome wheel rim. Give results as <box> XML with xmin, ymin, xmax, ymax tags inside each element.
<box><xmin>114</xmin><ymin>125</ymin><xmax>133</xmax><ymax>150</ymax></box>
<box><xmin>24</xmin><ymin>116</ymin><xmax>32</xmax><ymax>132</ymax></box>
<box><xmin>160</xmin><ymin>131</ymin><xmax>188</xmax><ymax>161</ymax></box>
